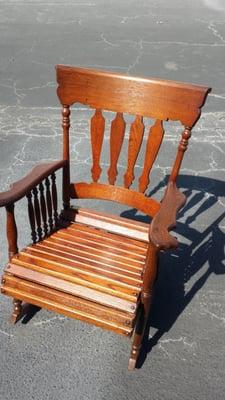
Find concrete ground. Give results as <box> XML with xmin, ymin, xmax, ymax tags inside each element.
<box><xmin>0</xmin><ymin>1</ymin><xmax>225</xmax><ymax>399</ymax></box>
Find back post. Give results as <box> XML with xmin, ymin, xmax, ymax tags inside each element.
<box><xmin>62</xmin><ymin>105</ymin><xmax>71</xmax><ymax>210</ymax></box>
<box><xmin>169</xmin><ymin>126</ymin><xmax>192</xmax><ymax>182</ymax></box>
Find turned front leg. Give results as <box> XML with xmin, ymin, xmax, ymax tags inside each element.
<box><xmin>6</xmin><ymin>204</ymin><xmax>22</xmax><ymax>323</ymax></box>
<box><xmin>129</xmin><ymin>244</ymin><xmax>158</xmax><ymax>370</ymax></box>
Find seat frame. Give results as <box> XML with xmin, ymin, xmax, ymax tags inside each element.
<box><xmin>0</xmin><ymin>66</ymin><xmax>211</xmax><ymax>370</ymax></box>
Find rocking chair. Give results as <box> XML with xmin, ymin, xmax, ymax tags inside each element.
<box><xmin>0</xmin><ymin>65</ymin><xmax>211</xmax><ymax>370</ymax></box>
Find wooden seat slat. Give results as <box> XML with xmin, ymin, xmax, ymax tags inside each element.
<box><xmin>36</xmin><ymin>241</ymin><xmax>143</xmax><ymax>272</ymax></box>
<box><xmin>3</xmin><ymin>276</ymin><xmax>133</xmax><ymax>336</ymax></box>
<box><xmin>4</xmin><ymin>268</ymin><xmax>136</xmax><ymax>314</ymax></box>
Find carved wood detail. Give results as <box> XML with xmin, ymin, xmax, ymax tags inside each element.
<box><xmin>139</xmin><ymin>120</ymin><xmax>164</xmax><ymax>193</ymax></box>
<box><xmin>169</xmin><ymin>126</ymin><xmax>192</xmax><ymax>182</ymax></box>
<box><xmin>33</xmin><ymin>187</ymin><xmax>42</xmax><ymax>241</ymax></box>
<box><xmin>51</xmin><ymin>173</ymin><xmax>58</xmax><ymax>227</ymax></box>
<box><xmin>27</xmin><ymin>192</ymin><xmax>37</xmax><ymax>243</ymax></box>
<box><xmin>45</xmin><ymin>177</ymin><xmax>53</xmax><ymax>233</ymax></box>
<box><xmin>90</xmin><ymin>109</ymin><xmax>105</xmax><ymax>182</ymax></box>
<box><xmin>62</xmin><ymin>105</ymin><xmax>71</xmax><ymax>209</ymax></box>
<box><xmin>39</xmin><ymin>182</ymin><xmax>48</xmax><ymax>237</ymax></box>
<box><xmin>107</xmin><ymin>112</ymin><xmax>126</xmax><ymax>185</ymax></box>
<box><xmin>124</xmin><ymin>116</ymin><xmax>145</xmax><ymax>188</ymax></box>
<box><xmin>6</xmin><ymin>203</ymin><xmax>18</xmax><ymax>260</ymax></box>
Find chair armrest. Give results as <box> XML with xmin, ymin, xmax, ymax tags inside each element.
<box><xmin>149</xmin><ymin>181</ymin><xmax>186</xmax><ymax>250</ymax></box>
<box><xmin>0</xmin><ymin>160</ymin><xmax>67</xmax><ymax>207</ymax></box>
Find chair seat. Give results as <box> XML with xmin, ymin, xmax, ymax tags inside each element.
<box><xmin>3</xmin><ymin>211</ymin><xmax>149</xmax><ymax>336</ymax></box>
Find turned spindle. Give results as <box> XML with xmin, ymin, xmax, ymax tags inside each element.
<box><xmin>27</xmin><ymin>192</ymin><xmax>37</xmax><ymax>243</ymax></box>
<box><xmin>62</xmin><ymin>105</ymin><xmax>71</xmax><ymax>210</ymax></box>
<box><xmin>39</xmin><ymin>182</ymin><xmax>48</xmax><ymax>237</ymax></box>
<box><xmin>51</xmin><ymin>173</ymin><xmax>58</xmax><ymax>227</ymax></box>
<box><xmin>45</xmin><ymin>177</ymin><xmax>53</xmax><ymax>232</ymax></box>
<box><xmin>169</xmin><ymin>126</ymin><xmax>192</xmax><ymax>182</ymax></box>
<box><xmin>33</xmin><ymin>186</ymin><xmax>42</xmax><ymax>241</ymax></box>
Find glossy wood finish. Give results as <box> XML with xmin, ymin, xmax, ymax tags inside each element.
<box><xmin>8</xmin><ymin>222</ymin><xmax>146</xmax><ymax>301</ymax></box>
<box><xmin>124</xmin><ymin>115</ymin><xmax>145</xmax><ymax>188</ymax></box>
<box><xmin>6</xmin><ymin>204</ymin><xmax>18</xmax><ymax>260</ymax></box>
<box><xmin>129</xmin><ymin>244</ymin><xmax>158</xmax><ymax>370</ymax></box>
<box><xmin>56</xmin><ymin>65</ymin><xmax>210</xmax><ymax>126</ymax></box>
<box><xmin>3</xmin><ymin>275</ymin><xmax>134</xmax><ymax>336</ymax></box>
<box><xmin>62</xmin><ymin>105</ymin><xmax>70</xmax><ymax>209</ymax></box>
<box><xmin>150</xmin><ymin>181</ymin><xmax>187</xmax><ymax>249</ymax></box>
<box><xmin>70</xmin><ymin>182</ymin><xmax>160</xmax><ymax>218</ymax></box>
<box><xmin>39</xmin><ymin>182</ymin><xmax>48</xmax><ymax>237</ymax></box>
<box><xmin>0</xmin><ymin>160</ymin><xmax>66</xmax><ymax>207</ymax></box>
<box><xmin>169</xmin><ymin>126</ymin><xmax>192</xmax><ymax>182</ymax></box>
<box><xmin>139</xmin><ymin>120</ymin><xmax>164</xmax><ymax>193</ymax></box>
<box><xmin>2</xmin><ymin>214</ymin><xmax>149</xmax><ymax>335</ymax></box>
<box><xmin>51</xmin><ymin>173</ymin><xmax>58</xmax><ymax>226</ymax></box>
<box><xmin>5</xmin><ymin>204</ymin><xmax>22</xmax><ymax>323</ymax></box>
<box><xmin>27</xmin><ymin>192</ymin><xmax>37</xmax><ymax>243</ymax></box>
<box><xmin>90</xmin><ymin>109</ymin><xmax>105</xmax><ymax>182</ymax></box>
<box><xmin>0</xmin><ymin>65</ymin><xmax>211</xmax><ymax>370</ymax></box>
<box><xmin>108</xmin><ymin>112</ymin><xmax>126</xmax><ymax>185</ymax></box>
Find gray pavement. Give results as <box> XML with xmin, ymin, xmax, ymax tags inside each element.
<box><xmin>0</xmin><ymin>1</ymin><xmax>225</xmax><ymax>399</ymax></box>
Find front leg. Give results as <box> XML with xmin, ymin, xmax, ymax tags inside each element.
<box><xmin>11</xmin><ymin>298</ymin><xmax>23</xmax><ymax>324</ymax></box>
<box><xmin>128</xmin><ymin>244</ymin><xmax>158</xmax><ymax>370</ymax></box>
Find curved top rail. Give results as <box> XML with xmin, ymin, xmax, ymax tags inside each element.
<box><xmin>56</xmin><ymin>65</ymin><xmax>211</xmax><ymax>127</ymax></box>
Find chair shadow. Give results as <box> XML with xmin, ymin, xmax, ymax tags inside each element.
<box><xmin>120</xmin><ymin>175</ymin><xmax>225</xmax><ymax>369</ymax></box>
<box><xmin>21</xmin><ymin>304</ymin><xmax>41</xmax><ymax>324</ymax></box>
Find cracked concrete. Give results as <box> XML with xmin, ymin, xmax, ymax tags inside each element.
<box><xmin>0</xmin><ymin>1</ymin><xmax>225</xmax><ymax>400</ymax></box>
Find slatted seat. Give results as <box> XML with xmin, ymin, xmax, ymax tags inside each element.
<box><xmin>4</xmin><ymin>211</ymin><xmax>149</xmax><ymax>336</ymax></box>
<box><xmin>0</xmin><ymin>65</ymin><xmax>211</xmax><ymax>370</ymax></box>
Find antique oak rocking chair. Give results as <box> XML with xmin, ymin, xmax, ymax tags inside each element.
<box><xmin>0</xmin><ymin>66</ymin><xmax>210</xmax><ymax>370</ymax></box>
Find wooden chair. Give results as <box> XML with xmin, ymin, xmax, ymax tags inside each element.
<box><xmin>0</xmin><ymin>66</ymin><xmax>211</xmax><ymax>370</ymax></box>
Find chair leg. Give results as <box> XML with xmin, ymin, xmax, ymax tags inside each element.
<box><xmin>128</xmin><ymin>333</ymin><xmax>143</xmax><ymax>371</ymax></box>
<box><xmin>128</xmin><ymin>305</ymin><xmax>146</xmax><ymax>371</ymax></box>
<box><xmin>11</xmin><ymin>298</ymin><xmax>22</xmax><ymax>324</ymax></box>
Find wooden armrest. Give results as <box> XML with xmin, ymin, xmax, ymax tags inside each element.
<box><xmin>0</xmin><ymin>160</ymin><xmax>67</xmax><ymax>207</ymax></box>
<box><xmin>149</xmin><ymin>181</ymin><xmax>186</xmax><ymax>250</ymax></box>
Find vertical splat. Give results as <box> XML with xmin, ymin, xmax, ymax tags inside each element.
<box><xmin>107</xmin><ymin>112</ymin><xmax>126</xmax><ymax>185</ymax></box>
<box><xmin>90</xmin><ymin>109</ymin><xmax>105</xmax><ymax>182</ymax></box>
<box><xmin>139</xmin><ymin>120</ymin><xmax>164</xmax><ymax>193</ymax></box>
<box><xmin>124</xmin><ymin>115</ymin><xmax>144</xmax><ymax>188</ymax></box>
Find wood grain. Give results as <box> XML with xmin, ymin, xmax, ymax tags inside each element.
<box><xmin>0</xmin><ymin>160</ymin><xmax>66</xmax><ymax>207</ymax></box>
<box><xmin>2</xmin><ymin>275</ymin><xmax>134</xmax><ymax>336</ymax></box>
<box><xmin>108</xmin><ymin>112</ymin><xmax>126</xmax><ymax>185</ymax></box>
<box><xmin>124</xmin><ymin>115</ymin><xmax>145</xmax><ymax>188</ymax></box>
<box><xmin>4</xmin><ymin>267</ymin><xmax>136</xmax><ymax>314</ymax></box>
<box><xmin>90</xmin><ymin>109</ymin><xmax>105</xmax><ymax>182</ymax></box>
<box><xmin>62</xmin><ymin>105</ymin><xmax>70</xmax><ymax>209</ymax></box>
<box><xmin>70</xmin><ymin>182</ymin><xmax>160</xmax><ymax>220</ymax></box>
<box><xmin>169</xmin><ymin>126</ymin><xmax>192</xmax><ymax>182</ymax></box>
<box><xmin>56</xmin><ymin>65</ymin><xmax>211</xmax><ymax>126</ymax></box>
<box><xmin>6</xmin><ymin>204</ymin><xmax>18</xmax><ymax>260</ymax></box>
<box><xmin>139</xmin><ymin>120</ymin><xmax>164</xmax><ymax>193</ymax></box>
<box><xmin>150</xmin><ymin>181</ymin><xmax>187</xmax><ymax>249</ymax></box>
<box><xmin>0</xmin><ymin>65</ymin><xmax>211</xmax><ymax>369</ymax></box>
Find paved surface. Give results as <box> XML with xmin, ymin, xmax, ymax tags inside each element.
<box><xmin>0</xmin><ymin>1</ymin><xmax>225</xmax><ymax>399</ymax></box>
